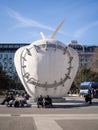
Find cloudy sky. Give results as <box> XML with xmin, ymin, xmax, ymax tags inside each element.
<box><xmin>0</xmin><ymin>0</ymin><xmax>98</xmax><ymax>45</ymax></box>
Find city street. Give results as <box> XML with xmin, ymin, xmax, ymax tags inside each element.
<box><xmin>0</xmin><ymin>95</ymin><xmax>98</xmax><ymax>130</ymax></box>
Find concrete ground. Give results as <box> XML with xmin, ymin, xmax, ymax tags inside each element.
<box><xmin>0</xmin><ymin>95</ymin><xmax>98</xmax><ymax>130</ymax></box>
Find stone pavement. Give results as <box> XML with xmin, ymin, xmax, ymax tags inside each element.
<box><xmin>0</xmin><ymin>113</ymin><xmax>98</xmax><ymax>130</ymax></box>
<box><xmin>0</xmin><ymin>95</ymin><xmax>98</xmax><ymax>130</ymax></box>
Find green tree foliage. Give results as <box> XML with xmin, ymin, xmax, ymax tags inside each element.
<box><xmin>0</xmin><ymin>66</ymin><xmax>16</xmax><ymax>90</ymax></box>
<box><xmin>0</xmin><ymin>66</ymin><xmax>9</xmax><ymax>90</ymax></box>
<box><xmin>74</xmin><ymin>65</ymin><xmax>98</xmax><ymax>89</ymax></box>
<box><xmin>91</xmin><ymin>48</ymin><xmax>98</xmax><ymax>73</ymax></box>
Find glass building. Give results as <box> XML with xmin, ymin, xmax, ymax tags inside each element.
<box><xmin>0</xmin><ymin>43</ymin><xmax>29</xmax><ymax>82</ymax></box>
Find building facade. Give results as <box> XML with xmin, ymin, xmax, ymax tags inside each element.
<box><xmin>0</xmin><ymin>43</ymin><xmax>29</xmax><ymax>82</ymax></box>
<box><xmin>68</xmin><ymin>40</ymin><xmax>97</xmax><ymax>68</ymax></box>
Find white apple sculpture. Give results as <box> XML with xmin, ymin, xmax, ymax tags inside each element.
<box><xmin>14</xmin><ymin>21</ymin><xmax>79</xmax><ymax>98</ymax></box>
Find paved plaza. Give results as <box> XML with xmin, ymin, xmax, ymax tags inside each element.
<box><xmin>0</xmin><ymin>95</ymin><xmax>98</xmax><ymax>130</ymax></box>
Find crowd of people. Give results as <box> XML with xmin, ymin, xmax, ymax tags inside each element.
<box><xmin>0</xmin><ymin>89</ymin><xmax>93</xmax><ymax>108</ymax></box>
<box><xmin>0</xmin><ymin>92</ymin><xmax>30</xmax><ymax>107</ymax></box>
<box><xmin>0</xmin><ymin>92</ymin><xmax>53</xmax><ymax>108</ymax></box>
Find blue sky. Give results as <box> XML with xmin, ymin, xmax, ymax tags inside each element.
<box><xmin>0</xmin><ymin>0</ymin><xmax>98</xmax><ymax>45</ymax></box>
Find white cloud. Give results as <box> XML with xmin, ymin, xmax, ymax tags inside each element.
<box><xmin>6</xmin><ymin>8</ymin><xmax>68</xmax><ymax>38</ymax></box>
<box><xmin>74</xmin><ymin>21</ymin><xmax>98</xmax><ymax>38</ymax></box>
<box><xmin>7</xmin><ymin>8</ymin><xmax>54</xmax><ymax>31</ymax></box>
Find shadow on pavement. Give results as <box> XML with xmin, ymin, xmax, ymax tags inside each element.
<box><xmin>52</xmin><ymin>104</ymin><xmax>90</xmax><ymax>109</ymax></box>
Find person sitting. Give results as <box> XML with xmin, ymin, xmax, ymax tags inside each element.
<box><xmin>37</xmin><ymin>95</ymin><xmax>43</xmax><ymax>108</ymax></box>
<box><xmin>1</xmin><ymin>93</ymin><xmax>14</xmax><ymax>105</ymax></box>
<box><xmin>22</xmin><ymin>92</ymin><xmax>30</xmax><ymax>100</ymax></box>
<box><xmin>14</xmin><ymin>94</ymin><xmax>20</xmax><ymax>107</ymax></box>
<box><xmin>7</xmin><ymin>94</ymin><xmax>15</xmax><ymax>107</ymax></box>
<box><xmin>20</xmin><ymin>94</ymin><xmax>28</xmax><ymax>107</ymax></box>
<box><xmin>44</xmin><ymin>95</ymin><xmax>52</xmax><ymax>107</ymax></box>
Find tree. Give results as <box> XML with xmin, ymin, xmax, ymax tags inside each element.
<box><xmin>74</xmin><ymin>65</ymin><xmax>87</xmax><ymax>88</ymax></box>
<box><xmin>0</xmin><ymin>65</ymin><xmax>16</xmax><ymax>90</ymax></box>
<box><xmin>91</xmin><ymin>47</ymin><xmax>98</xmax><ymax>72</ymax></box>
<box><xmin>74</xmin><ymin>65</ymin><xmax>98</xmax><ymax>90</ymax></box>
<box><xmin>0</xmin><ymin>66</ymin><xmax>9</xmax><ymax>89</ymax></box>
